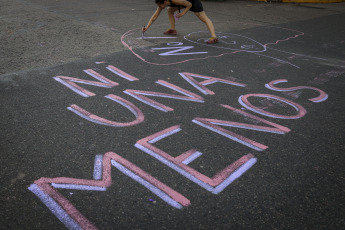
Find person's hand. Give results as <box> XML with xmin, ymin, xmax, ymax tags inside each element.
<box><xmin>175</xmin><ymin>13</ymin><xmax>182</xmax><ymax>19</ymax></box>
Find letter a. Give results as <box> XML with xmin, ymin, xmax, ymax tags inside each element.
<box><xmin>179</xmin><ymin>72</ymin><xmax>246</xmax><ymax>95</ymax></box>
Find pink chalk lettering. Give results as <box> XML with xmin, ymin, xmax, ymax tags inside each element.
<box><xmin>124</xmin><ymin>80</ymin><xmax>204</xmax><ymax>112</ymax></box>
<box><xmin>53</xmin><ymin>69</ymin><xmax>119</xmax><ymax>97</ymax></box>
<box><xmin>265</xmin><ymin>79</ymin><xmax>328</xmax><ymax>103</ymax></box>
<box><xmin>151</xmin><ymin>45</ymin><xmax>208</xmax><ymax>56</ymax></box>
<box><xmin>68</xmin><ymin>94</ymin><xmax>144</xmax><ymax>127</ymax></box>
<box><xmin>93</xmin><ymin>155</ymin><xmax>103</xmax><ymax>180</ymax></box>
<box><xmin>192</xmin><ymin>105</ymin><xmax>290</xmax><ymax>151</ymax></box>
<box><xmin>29</xmin><ymin>152</ymin><xmax>191</xmax><ymax>229</ymax></box>
<box><xmin>179</xmin><ymin>72</ymin><xmax>246</xmax><ymax>95</ymax></box>
<box><xmin>239</xmin><ymin>94</ymin><xmax>307</xmax><ymax>119</ymax></box>
<box><xmin>135</xmin><ymin>125</ymin><xmax>257</xmax><ymax>194</ymax></box>
<box><xmin>106</xmin><ymin>65</ymin><xmax>139</xmax><ymax>81</ymax></box>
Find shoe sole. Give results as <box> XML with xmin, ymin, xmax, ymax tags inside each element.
<box><xmin>207</xmin><ymin>39</ymin><xmax>219</xmax><ymax>44</ymax></box>
<box><xmin>163</xmin><ymin>30</ymin><xmax>177</xmax><ymax>35</ymax></box>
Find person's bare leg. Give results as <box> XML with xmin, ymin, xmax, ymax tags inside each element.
<box><xmin>167</xmin><ymin>7</ymin><xmax>179</xmax><ymax>31</ymax></box>
<box><xmin>194</xmin><ymin>11</ymin><xmax>217</xmax><ymax>38</ymax></box>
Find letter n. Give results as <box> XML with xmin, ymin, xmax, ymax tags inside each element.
<box><xmin>53</xmin><ymin>69</ymin><xmax>119</xmax><ymax>97</ymax></box>
<box><xmin>124</xmin><ymin>80</ymin><xmax>204</xmax><ymax>112</ymax></box>
<box><xmin>193</xmin><ymin>105</ymin><xmax>291</xmax><ymax>151</ymax></box>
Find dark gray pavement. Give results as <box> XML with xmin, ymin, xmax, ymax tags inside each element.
<box><xmin>1</xmin><ymin>0</ymin><xmax>345</xmax><ymax>229</ymax></box>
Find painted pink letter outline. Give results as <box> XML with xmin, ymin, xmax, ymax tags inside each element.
<box><xmin>192</xmin><ymin>105</ymin><xmax>291</xmax><ymax>151</ymax></box>
<box><xmin>68</xmin><ymin>94</ymin><xmax>145</xmax><ymax>127</ymax></box>
<box><xmin>53</xmin><ymin>69</ymin><xmax>119</xmax><ymax>97</ymax></box>
<box><xmin>106</xmin><ymin>65</ymin><xmax>139</xmax><ymax>81</ymax></box>
<box><xmin>53</xmin><ymin>67</ymin><xmax>138</xmax><ymax>97</ymax></box>
<box><xmin>238</xmin><ymin>93</ymin><xmax>307</xmax><ymax>119</ymax></box>
<box><xmin>179</xmin><ymin>72</ymin><xmax>246</xmax><ymax>95</ymax></box>
<box><xmin>124</xmin><ymin>80</ymin><xmax>204</xmax><ymax>112</ymax></box>
<box><xmin>265</xmin><ymin>79</ymin><xmax>328</xmax><ymax>103</ymax></box>
<box><xmin>135</xmin><ymin>125</ymin><xmax>257</xmax><ymax>194</ymax></box>
<box><xmin>29</xmin><ymin>152</ymin><xmax>191</xmax><ymax>230</ymax></box>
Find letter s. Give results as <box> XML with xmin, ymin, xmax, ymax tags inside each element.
<box><xmin>265</xmin><ymin>79</ymin><xmax>328</xmax><ymax>103</ymax></box>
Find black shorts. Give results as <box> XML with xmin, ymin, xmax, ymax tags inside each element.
<box><xmin>188</xmin><ymin>0</ymin><xmax>204</xmax><ymax>12</ymax></box>
<box><xmin>171</xmin><ymin>0</ymin><xmax>204</xmax><ymax>13</ymax></box>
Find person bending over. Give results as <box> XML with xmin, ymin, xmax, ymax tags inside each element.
<box><xmin>143</xmin><ymin>0</ymin><xmax>218</xmax><ymax>44</ymax></box>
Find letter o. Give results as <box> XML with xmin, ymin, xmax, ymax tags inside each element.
<box><xmin>238</xmin><ymin>94</ymin><xmax>307</xmax><ymax>119</ymax></box>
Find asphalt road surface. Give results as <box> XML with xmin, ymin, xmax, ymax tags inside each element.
<box><xmin>1</xmin><ymin>0</ymin><xmax>345</xmax><ymax>229</ymax></box>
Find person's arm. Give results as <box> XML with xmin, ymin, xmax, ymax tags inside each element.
<box><xmin>172</xmin><ymin>0</ymin><xmax>192</xmax><ymax>18</ymax></box>
<box><xmin>143</xmin><ymin>6</ymin><xmax>163</xmax><ymax>32</ymax></box>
